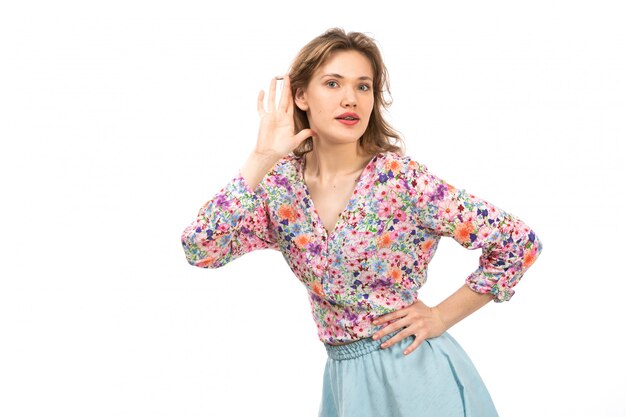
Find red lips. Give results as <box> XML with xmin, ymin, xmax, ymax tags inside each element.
<box><xmin>335</xmin><ymin>112</ymin><xmax>360</xmax><ymax>120</ymax></box>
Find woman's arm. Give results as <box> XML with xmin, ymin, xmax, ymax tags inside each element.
<box><xmin>372</xmin><ymin>286</ymin><xmax>494</xmax><ymax>355</ymax></box>
<box><xmin>181</xmin><ymin>75</ymin><xmax>314</xmax><ymax>269</ymax></box>
<box><xmin>435</xmin><ymin>284</ymin><xmax>495</xmax><ymax>330</ymax></box>
<box><xmin>180</xmin><ymin>167</ymin><xmax>278</xmax><ymax>269</ymax></box>
<box><xmin>404</xmin><ymin>158</ymin><xmax>543</xmax><ymax>302</ymax></box>
<box><xmin>372</xmin><ymin>157</ymin><xmax>542</xmax><ymax>355</ymax></box>
<box><xmin>240</xmin><ymin>150</ymin><xmax>282</xmax><ymax>192</ymax></box>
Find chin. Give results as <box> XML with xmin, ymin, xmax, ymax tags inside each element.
<box><xmin>311</xmin><ymin>125</ymin><xmax>367</xmax><ymax>145</ymax></box>
<box><xmin>327</xmin><ymin>131</ymin><xmax>367</xmax><ymax>145</ymax></box>
<box><xmin>329</xmin><ymin>137</ymin><xmax>362</xmax><ymax>146</ymax></box>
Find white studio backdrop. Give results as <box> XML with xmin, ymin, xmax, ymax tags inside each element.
<box><xmin>1</xmin><ymin>1</ymin><xmax>624</xmax><ymax>416</ymax></box>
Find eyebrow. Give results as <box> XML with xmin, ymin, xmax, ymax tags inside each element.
<box><xmin>320</xmin><ymin>73</ymin><xmax>373</xmax><ymax>81</ymax></box>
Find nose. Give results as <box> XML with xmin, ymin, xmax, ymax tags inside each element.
<box><xmin>341</xmin><ymin>87</ymin><xmax>357</xmax><ymax>108</ymax></box>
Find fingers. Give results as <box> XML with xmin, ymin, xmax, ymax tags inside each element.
<box><xmin>372</xmin><ymin>316</ymin><xmax>408</xmax><ymax>341</ymax></box>
<box><xmin>379</xmin><ymin>329</ymin><xmax>425</xmax><ymax>356</ymax></box>
<box><xmin>278</xmin><ymin>75</ymin><xmax>291</xmax><ymax>113</ymax></box>
<box><xmin>268</xmin><ymin>77</ymin><xmax>277</xmax><ymax>112</ymax></box>
<box><xmin>402</xmin><ymin>335</ymin><xmax>425</xmax><ymax>356</ymax></box>
<box><xmin>378</xmin><ymin>328</ymin><xmax>411</xmax><ymax>349</ymax></box>
<box><xmin>257</xmin><ymin>90</ymin><xmax>265</xmax><ymax>115</ymax></box>
<box><xmin>293</xmin><ymin>128</ymin><xmax>316</xmax><ymax>145</ymax></box>
<box><xmin>373</xmin><ymin>310</ymin><xmax>403</xmax><ymax>325</ymax></box>
<box><xmin>260</xmin><ymin>75</ymin><xmax>293</xmax><ymax>115</ymax></box>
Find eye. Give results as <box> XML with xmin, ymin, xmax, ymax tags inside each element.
<box><xmin>326</xmin><ymin>80</ymin><xmax>339</xmax><ymax>88</ymax></box>
<box><xmin>358</xmin><ymin>84</ymin><xmax>371</xmax><ymax>91</ymax></box>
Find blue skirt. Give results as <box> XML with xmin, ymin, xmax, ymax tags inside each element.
<box><xmin>318</xmin><ymin>329</ymin><xmax>499</xmax><ymax>417</ymax></box>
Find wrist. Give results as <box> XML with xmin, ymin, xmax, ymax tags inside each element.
<box><xmin>251</xmin><ymin>148</ymin><xmax>283</xmax><ymax>163</ymax></box>
<box><xmin>433</xmin><ymin>285</ymin><xmax>495</xmax><ymax>333</ymax></box>
<box><xmin>240</xmin><ymin>151</ymin><xmax>281</xmax><ymax>192</ymax></box>
<box><xmin>430</xmin><ymin>305</ymin><xmax>449</xmax><ymax>334</ymax></box>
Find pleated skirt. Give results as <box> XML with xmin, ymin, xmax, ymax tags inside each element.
<box><xmin>318</xmin><ymin>329</ymin><xmax>499</xmax><ymax>417</ymax></box>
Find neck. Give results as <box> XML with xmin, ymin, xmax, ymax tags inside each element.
<box><xmin>304</xmin><ymin>140</ymin><xmax>374</xmax><ymax>183</ymax></box>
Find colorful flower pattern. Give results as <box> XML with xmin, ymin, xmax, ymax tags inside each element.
<box><xmin>181</xmin><ymin>152</ymin><xmax>542</xmax><ymax>344</ymax></box>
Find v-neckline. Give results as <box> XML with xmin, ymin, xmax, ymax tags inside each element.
<box><xmin>298</xmin><ymin>152</ymin><xmax>381</xmax><ymax>239</ymax></box>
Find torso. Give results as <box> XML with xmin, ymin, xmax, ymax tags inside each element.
<box><xmin>302</xmin><ymin>153</ymin><xmax>375</xmax><ymax>235</ymax></box>
<box><xmin>302</xmin><ymin>152</ymin><xmax>377</xmax><ymax>347</ymax></box>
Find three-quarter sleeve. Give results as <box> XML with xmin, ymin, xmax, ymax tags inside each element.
<box><xmin>181</xmin><ymin>172</ymin><xmax>278</xmax><ymax>269</ymax></box>
<box><xmin>401</xmin><ymin>157</ymin><xmax>542</xmax><ymax>302</ymax></box>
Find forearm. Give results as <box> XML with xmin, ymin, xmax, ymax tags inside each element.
<box><xmin>182</xmin><ymin>152</ymin><xmax>279</xmax><ymax>268</ymax></box>
<box><xmin>239</xmin><ymin>151</ymin><xmax>281</xmax><ymax>191</ymax></box>
<box><xmin>434</xmin><ymin>284</ymin><xmax>495</xmax><ymax>331</ymax></box>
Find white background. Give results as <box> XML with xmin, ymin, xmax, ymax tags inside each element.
<box><xmin>1</xmin><ymin>1</ymin><xmax>624</xmax><ymax>416</ymax></box>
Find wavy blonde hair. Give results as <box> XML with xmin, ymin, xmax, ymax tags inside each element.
<box><xmin>288</xmin><ymin>28</ymin><xmax>404</xmax><ymax>157</ymax></box>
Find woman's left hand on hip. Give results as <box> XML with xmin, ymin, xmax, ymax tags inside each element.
<box><xmin>371</xmin><ymin>299</ymin><xmax>447</xmax><ymax>356</ymax></box>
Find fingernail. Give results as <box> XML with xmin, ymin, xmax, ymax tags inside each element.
<box><xmin>372</xmin><ymin>334</ymin><xmax>378</xmax><ymax>340</ymax></box>
<box><xmin>380</xmin><ymin>342</ymin><xmax>387</xmax><ymax>348</ymax></box>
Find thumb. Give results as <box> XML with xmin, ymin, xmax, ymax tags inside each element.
<box><xmin>294</xmin><ymin>129</ymin><xmax>316</xmax><ymax>144</ymax></box>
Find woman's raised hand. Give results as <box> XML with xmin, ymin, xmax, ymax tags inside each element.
<box><xmin>255</xmin><ymin>75</ymin><xmax>315</xmax><ymax>159</ymax></box>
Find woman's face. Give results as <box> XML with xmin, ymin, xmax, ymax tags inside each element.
<box><xmin>295</xmin><ymin>50</ymin><xmax>375</xmax><ymax>146</ymax></box>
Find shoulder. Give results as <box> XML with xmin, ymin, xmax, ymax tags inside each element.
<box><xmin>376</xmin><ymin>151</ymin><xmax>429</xmax><ymax>176</ymax></box>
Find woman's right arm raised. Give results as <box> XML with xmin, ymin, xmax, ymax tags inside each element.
<box><xmin>241</xmin><ymin>75</ymin><xmax>315</xmax><ymax>189</ymax></box>
<box><xmin>181</xmin><ymin>75</ymin><xmax>314</xmax><ymax>268</ymax></box>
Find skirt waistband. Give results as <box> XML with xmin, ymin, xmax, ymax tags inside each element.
<box><xmin>323</xmin><ymin>329</ymin><xmax>403</xmax><ymax>360</ymax></box>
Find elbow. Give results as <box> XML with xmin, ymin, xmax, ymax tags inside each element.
<box><xmin>182</xmin><ymin>242</ymin><xmax>222</xmax><ymax>269</ymax></box>
<box><xmin>181</xmin><ymin>227</ymin><xmax>221</xmax><ymax>269</ymax></box>
<box><xmin>534</xmin><ymin>232</ymin><xmax>543</xmax><ymax>255</ymax></box>
<box><xmin>186</xmin><ymin>255</ymin><xmax>222</xmax><ymax>269</ymax></box>
<box><xmin>522</xmin><ymin>229</ymin><xmax>542</xmax><ymax>270</ymax></box>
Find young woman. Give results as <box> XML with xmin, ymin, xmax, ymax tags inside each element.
<box><xmin>181</xmin><ymin>28</ymin><xmax>542</xmax><ymax>417</ymax></box>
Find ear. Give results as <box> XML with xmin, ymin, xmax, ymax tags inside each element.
<box><xmin>294</xmin><ymin>87</ymin><xmax>309</xmax><ymax>111</ymax></box>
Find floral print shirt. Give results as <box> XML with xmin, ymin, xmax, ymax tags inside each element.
<box><xmin>181</xmin><ymin>151</ymin><xmax>542</xmax><ymax>344</ymax></box>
